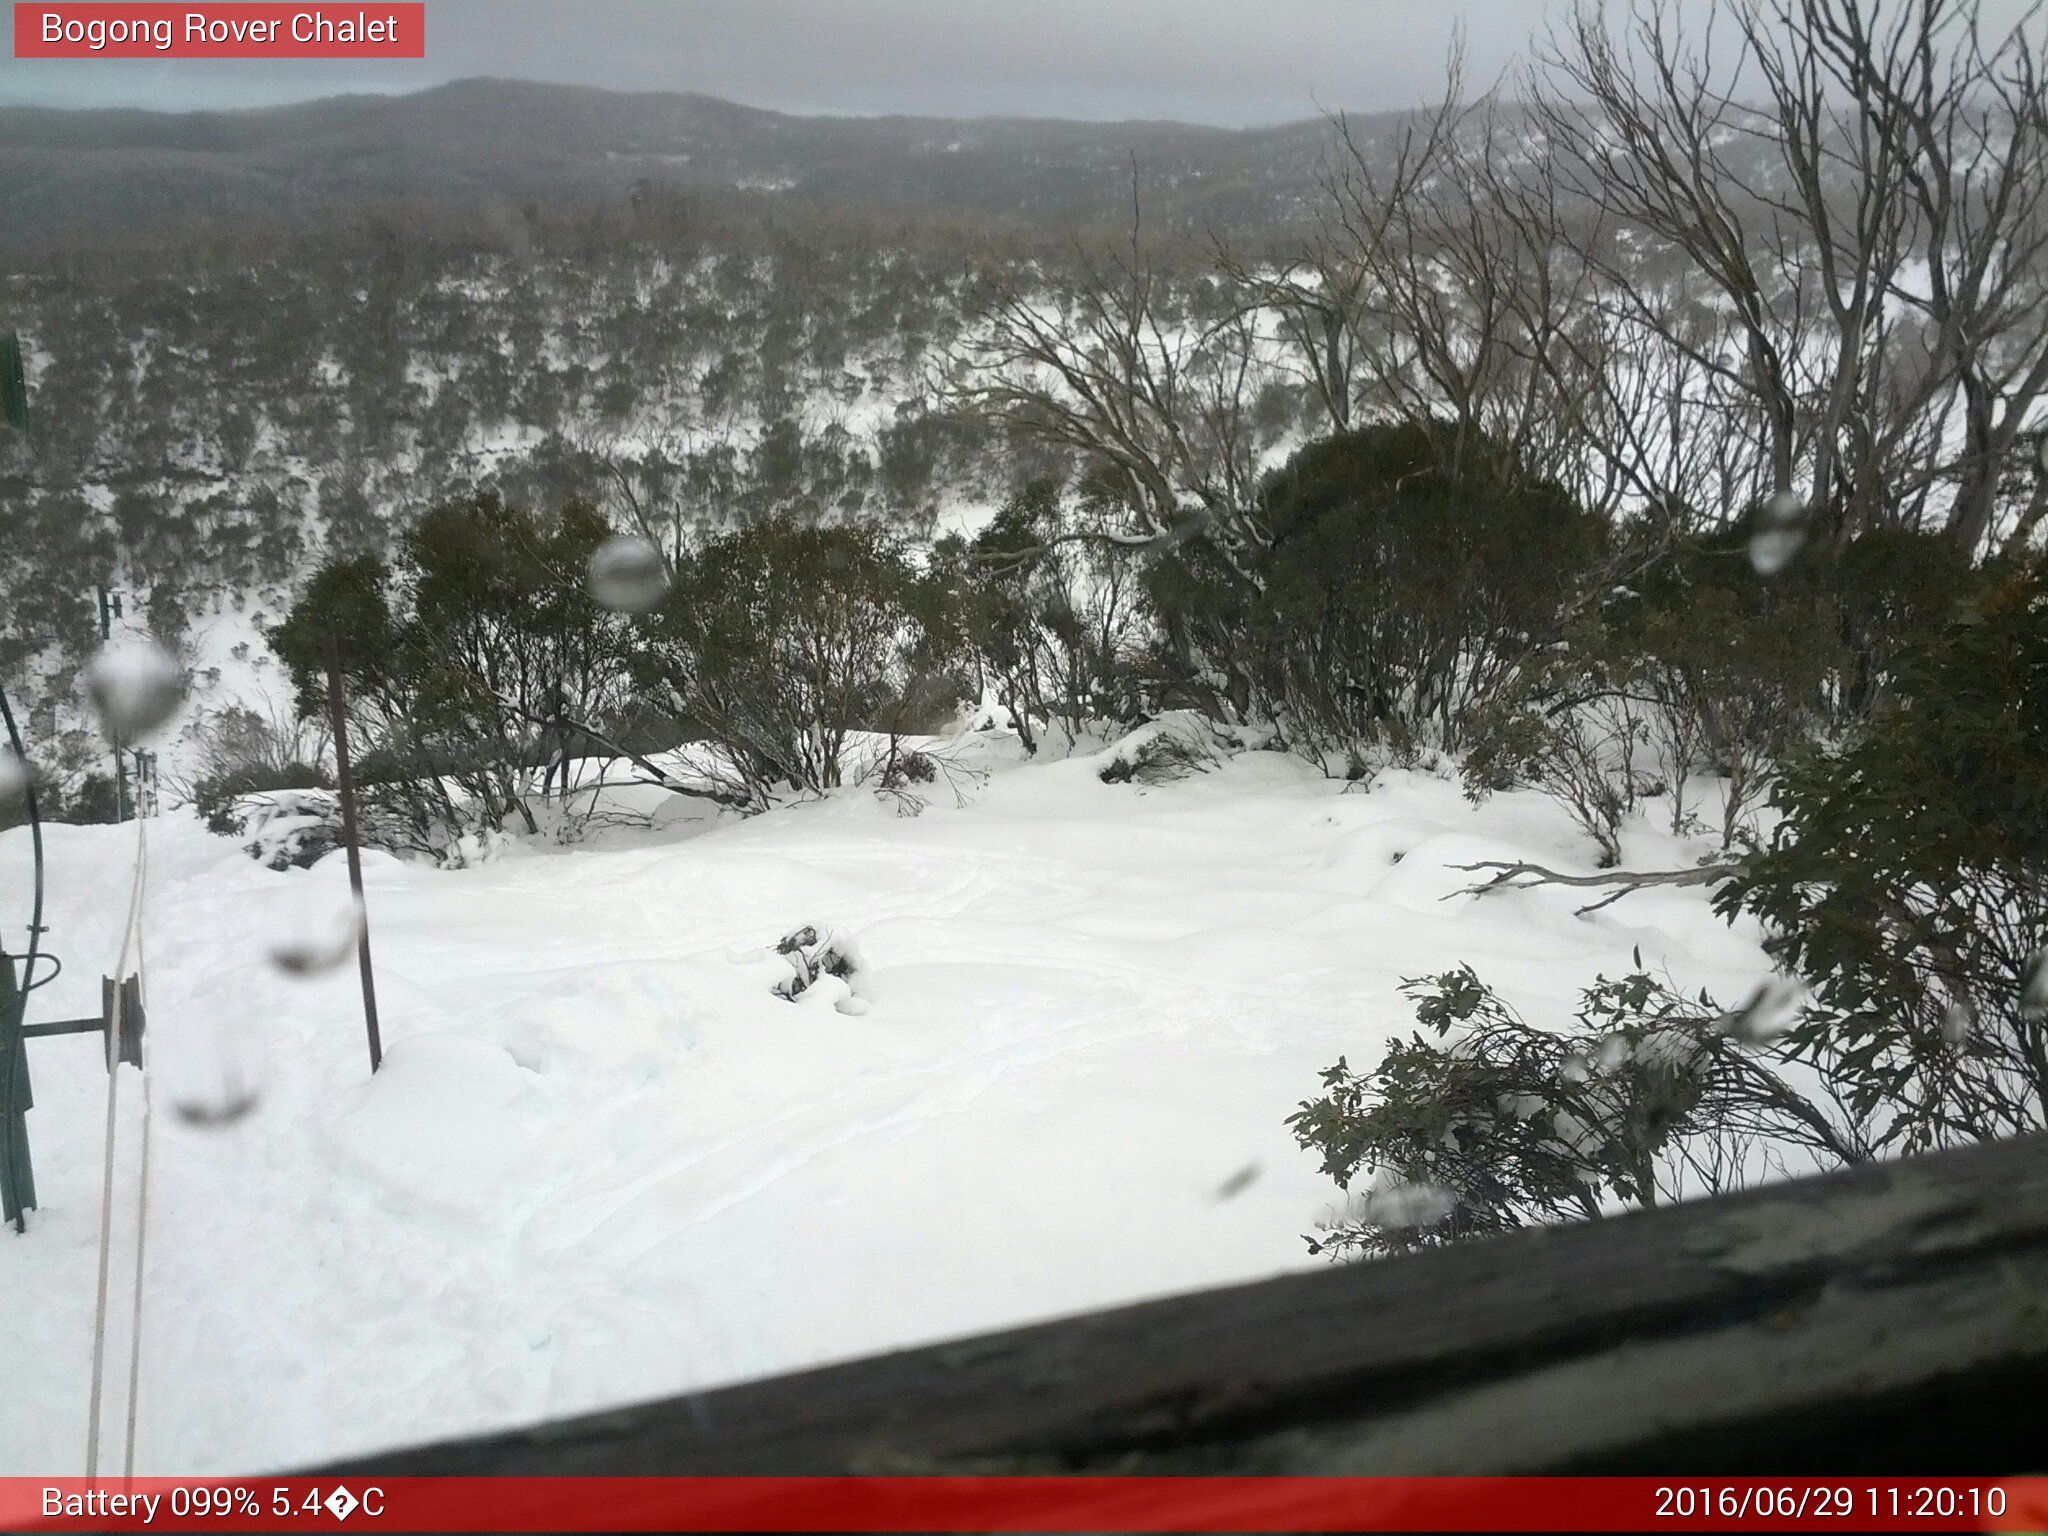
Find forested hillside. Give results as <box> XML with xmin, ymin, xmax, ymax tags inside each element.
<box><xmin>0</xmin><ymin>76</ymin><xmax>1356</xmax><ymax>254</ymax></box>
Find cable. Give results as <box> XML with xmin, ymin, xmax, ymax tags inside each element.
<box><xmin>83</xmin><ymin>811</ymin><xmax>148</xmax><ymax>1478</ymax></box>
<box><xmin>122</xmin><ymin>877</ymin><xmax>156</xmax><ymax>1479</ymax></box>
<box><xmin>0</xmin><ymin>679</ymin><xmax>46</xmax><ymax>1235</ymax></box>
<box><xmin>122</xmin><ymin>1070</ymin><xmax>154</xmax><ymax>1479</ymax></box>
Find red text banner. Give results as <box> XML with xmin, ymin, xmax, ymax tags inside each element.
<box><xmin>2</xmin><ymin>1476</ymin><xmax>2046</xmax><ymax>1532</ymax></box>
<box><xmin>15</xmin><ymin>5</ymin><xmax>424</xmax><ymax>58</ymax></box>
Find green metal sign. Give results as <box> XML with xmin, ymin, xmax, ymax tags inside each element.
<box><xmin>0</xmin><ymin>329</ymin><xmax>26</xmax><ymax>433</ymax></box>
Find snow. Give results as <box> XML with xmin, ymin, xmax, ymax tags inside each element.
<box><xmin>0</xmin><ymin>731</ymin><xmax>1774</xmax><ymax>1474</ymax></box>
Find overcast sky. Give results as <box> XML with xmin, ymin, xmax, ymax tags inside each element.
<box><xmin>2</xmin><ymin>0</ymin><xmax>2042</xmax><ymax>122</ymax></box>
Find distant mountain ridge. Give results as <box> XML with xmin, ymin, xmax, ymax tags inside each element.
<box><xmin>0</xmin><ymin>77</ymin><xmax>1387</xmax><ymax>254</ymax></box>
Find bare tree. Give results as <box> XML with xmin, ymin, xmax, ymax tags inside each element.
<box><xmin>941</xmin><ymin>208</ymin><xmax>1270</xmax><ymax>583</ymax></box>
<box><xmin>1529</xmin><ymin>0</ymin><xmax>2048</xmax><ymax>555</ymax></box>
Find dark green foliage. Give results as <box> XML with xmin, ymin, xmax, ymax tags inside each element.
<box><xmin>1719</xmin><ymin>556</ymin><xmax>2048</xmax><ymax>1151</ymax></box>
<box><xmin>1463</xmin><ymin>522</ymin><xmax>1977</xmax><ymax>858</ymax></box>
<box><xmin>1150</xmin><ymin>422</ymin><xmax>1606</xmax><ymax>755</ymax></box>
<box><xmin>272</xmin><ymin>491</ymin><xmax>634</xmax><ymax>856</ymax></box>
<box><xmin>270</xmin><ymin>553</ymin><xmax>394</xmax><ymax>716</ymax></box>
<box><xmin>29</xmin><ymin>771</ymin><xmax>119</xmax><ymax>827</ymax></box>
<box><xmin>1290</xmin><ymin>967</ymin><xmax>1863</xmax><ymax>1260</ymax></box>
<box><xmin>634</xmin><ymin>518</ymin><xmax>965</xmax><ymax>808</ymax></box>
<box><xmin>0</xmin><ymin>329</ymin><xmax>27</xmax><ymax>432</ymax></box>
<box><xmin>937</xmin><ymin>479</ymin><xmax>1143</xmax><ymax>754</ymax></box>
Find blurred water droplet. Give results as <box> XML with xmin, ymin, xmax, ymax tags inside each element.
<box><xmin>1212</xmin><ymin>1161</ymin><xmax>1262</xmax><ymax>1201</ymax></box>
<box><xmin>265</xmin><ymin>888</ymin><xmax>365</xmax><ymax>978</ymax></box>
<box><xmin>1149</xmin><ymin>507</ymin><xmax>1213</xmax><ymax>554</ymax></box>
<box><xmin>2021</xmin><ymin>947</ymin><xmax>2048</xmax><ymax>1021</ymax></box>
<box><xmin>1748</xmin><ymin>492</ymin><xmax>1809</xmax><ymax>576</ymax></box>
<box><xmin>1346</xmin><ymin>1179</ymin><xmax>1458</xmax><ymax>1231</ymax></box>
<box><xmin>1595</xmin><ymin>1031</ymin><xmax>1632</xmax><ymax>1070</ymax></box>
<box><xmin>587</xmin><ymin>535</ymin><xmax>669</xmax><ymax>613</ymax></box>
<box><xmin>83</xmin><ymin>641</ymin><xmax>184</xmax><ymax>741</ymax></box>
<box><xmin>2037</xmin><ymin>434</ymin><xmax>2048</xmax><ymax>474</ymax></box>
<box><xmin>0</xmin><ymin>751</ymin><xmax>27</xmax><ymax>803</ymax></box>
<box><xmin>1716</xmin><ymin>975</ymin><xmax>1804</xmax><ymax>1047</ymax></box>
<box><xmin>1561</xmin><ymin>1048</ymin><xmax>1593</xmax><ymax>1083</ymax></box>
<box><xmin>173</xmin><ymin>1085</ymin><xmax>260</xmax><ymax>1129</ymax></box>
<box><xmin>163</xmin><ymin>1014</ymin><xmax>263</xmax><ymax>1131</ymax></box>
<box><xmin>1941</xmin><ymin>998</ymin><xmax>1976</xmax><ymax>1045</ymax></box>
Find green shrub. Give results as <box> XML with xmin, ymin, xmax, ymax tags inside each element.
<box><xmin>1149</xmin><ymin>422</ymin><xmax>1606</xmax><ymax>757</ymax></box>
<box><xmin>1290</xmin><ymin>967</ymin><xmax>1863</xmax><ymax>1259</ymax></box>
<box><xmin>272</xmin><ymin>491</ymin><xmax>634</xmax><ymax>857</ymax></box>
<box><xmin>1719</xmin><ymin>555</ymin><xmax>2048</xmax><ymax>1152</ymax></box>
<box><xmin>633</xmin><ymin>518</ymin><xmax>964</xmax><ymax>808</ymax></box>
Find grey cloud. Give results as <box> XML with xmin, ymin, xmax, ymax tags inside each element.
<box><xmin>2</xmin><ymin>0</ymin><xmax>2042</xmax><ymax>122</ymax></box>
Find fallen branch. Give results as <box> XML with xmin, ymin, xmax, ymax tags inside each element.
<box><xmin>496</xmin><ymin>695</ymin><xmax>752</xmax><ymax>811</ymax></box>
<box><xmin>1452</xmin><ymin>858</ymin><xmax>1746</xmax><ymax>914</ymax></box>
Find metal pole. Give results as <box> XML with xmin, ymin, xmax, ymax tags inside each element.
<box><xmin>323</xmin><ymin>636</ymin><xmax>383</xmax><ymax>1074</ymax></box>
<box><xmin>0</xmin><ymin>678</ymin><xmax>45</xmax><ymax>1233</ymax></box>
<box><xmin>96</xmin><ymin>586</ymin><xmax>128</xmax><ymax>823</ymax></box>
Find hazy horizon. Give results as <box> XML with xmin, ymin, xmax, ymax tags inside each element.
<box><xmin>1</xmin><ymin>0</ymin><xmax>1606</xmax><ymax>124</ymax></box>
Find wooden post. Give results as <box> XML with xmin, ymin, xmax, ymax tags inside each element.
<box><xmin>323</xmin><ymin>636</ymin><xmax>383</xmax><ymax>1074</ymax></box>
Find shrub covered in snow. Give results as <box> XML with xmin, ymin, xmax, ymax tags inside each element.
<box><xmin>632</xmin><ymin>518</ymin><xmax>965</xmax><ymax>809</ymax></box>
<box><xmin>1290</xmin><ymin>966</ymin><xmax>1864</xmax><ymax>1259</ymax></box>
<box><xmin>1144</xmin><ymin>422</ymin><xmax>1606</xmax><ymax>757</ymax></box>
<box><xmin>1096</xmin><ymin>711</ymin><xmax>1245</xmax><ymax>786</ymax></box>
<box><xmin>219</xmin><ymin>787</ymin><xmax>346</xmax><ymax>870</ymax></box>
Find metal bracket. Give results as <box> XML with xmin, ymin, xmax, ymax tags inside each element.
<box><xmin>2</xmin><ymin>944</ymin><xmax>146</xmax><ymax>1231</ymax></box>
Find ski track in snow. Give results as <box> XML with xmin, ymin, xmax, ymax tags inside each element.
<box><xmin>0</xmin><ymin>733</ymin><xmax>1775</xmax><ymax>1473</ymax></box>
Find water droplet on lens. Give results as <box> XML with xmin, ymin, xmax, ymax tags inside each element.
<box><xmin>1212</xmin><ymin>1161</ymin><xmax>1262</xmax><ymax>1202</ymax></box>
<box><xmin>2021</xmin><ymin>947</ymin><xmax>2048</xmax><ymax>1021</ymax></box>
<box><xmin>173</xmin><ymin>1084</ymin><xmax>260</xmax><ymax>1129</ymax></box>
<box><xmin>587</xmin><ymin>536</ymin><xmax>669</xmax><ymax>613</ymax></box>
<box><xmin>163</xmin><ymin>1014</ymin><xmax>263</xmax><ymax>1131</ymax></box>
<box><xmin>1748</xmin><ymin>492</ymin><xmax>1809</xmax><ymax>576</ymax></box>
<box><xmin>83</xmin><ymin>642</ymin><xmax>185</xmax><ymax>741</ymax></box>
<box><xmin>0</xmin><ymin>751</ymin><xmax>27</xmax><ymax>803</ymax></box>
<box><xmin>1716</xmin><ymin>975</ymin><xmax>1804</xmax><ymax>1046</ymax></box>
<box><xmin>1941</xmin><ymin>998</ymin><xmax>1976</xmax><ymax>1044</ymax></box>
<box><xmin>1347</xmin><ymin>1178</ymin><xmax>1458</xmax><ymax>1231</ymax></box>
<box><xmin>265</xmin><ymin>888</ymin><xmax>365</xmax><ymax>978</ymax></box>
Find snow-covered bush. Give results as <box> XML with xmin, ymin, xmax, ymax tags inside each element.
<box><xmin>771</xmin><ymin>923</ymin><xmax>867</xmax><ymax>1013</ymax></box>
<box><xmin>1289</xmin><ymin>966</ymin><xmax>1863</xmax><ymax>1260</ymax></box>
<box><xmin>938</xmin><ymin>477</ymin><xmax>1146</xmax><ymax>756</ymax></box>
<box><xmin>631</xmin><ymin>519</ymin><xmax>965</xmax><ymax>810</ymax></box>
<box><xmin>1144</xmin><ymin>422</ymin><xmax>1605</xmax><ymax>758</ymax></box>
<box><xmin>1096</xmin><ymin>711</ymin><xmax>1243</xmax><ymax>786</ymax></box>
<box><xmin>271</xmin><ymin>491</ymin><xmax>638</xmax><ymax>859</ymax></box>
<box><xmin>221</xmin><ymin>788</ymin><xmax>346</xmax><ymax>871</ymax></box>
<box><xmin>184</xmin><ymin>703</ymin><xmax>333</xmax><ymax>836</ymax></box>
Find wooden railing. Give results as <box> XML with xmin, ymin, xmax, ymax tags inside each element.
<box><xmin>323</xmin><ymin>1132</ymin><xmax>2048</xmax><ymax>1476</ymax></box>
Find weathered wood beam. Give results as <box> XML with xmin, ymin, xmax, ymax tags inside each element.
<box><xmin>320</xmin><ymin>1132</ymin><xmax>2048</xmax><ymax>1476</ymax></box>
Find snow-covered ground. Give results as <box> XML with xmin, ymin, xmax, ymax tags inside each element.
<box><xmin>1</xmin><ymin>730</ymin><xmax>1772</xmax><ymax>1474</ymax></box>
